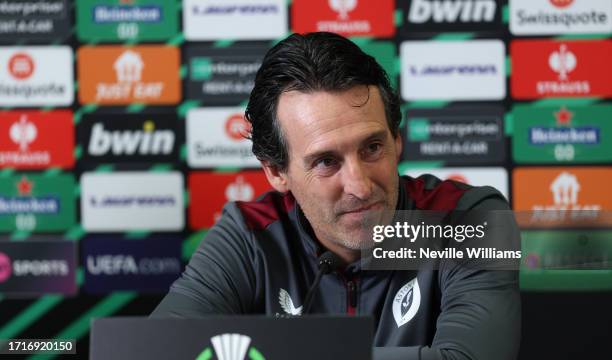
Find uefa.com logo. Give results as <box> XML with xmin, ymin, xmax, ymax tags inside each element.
<box><xmin>195</xmin><ymin>334</ymin><xmax>265</xmax><ymax>360</ymax></box>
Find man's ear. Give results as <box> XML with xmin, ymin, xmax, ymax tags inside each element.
<box><xmin>261</xmin><ymin>161</ymin><xmax>290</xmax><ymax>193</ymax></box>
<box><xmin>394</xmin><ymin>133</ymin><xmax>403</xmax><ymax>163</ymax></box>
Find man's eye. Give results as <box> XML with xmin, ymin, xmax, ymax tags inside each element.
<box><xmin>315</xmin><ymin>157</ymin><xmax>338</xmax><ymax>168</ymax></box>
<box><xmin>364</xmin><ymin>142</ymin><xmax>383</xmax><ymax>156</ymax></box>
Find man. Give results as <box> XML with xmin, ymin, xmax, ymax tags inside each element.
<box><xmin>152</xmin><ymin>32</ymin><xmax>520</xmax><ymax>359</ymax></box>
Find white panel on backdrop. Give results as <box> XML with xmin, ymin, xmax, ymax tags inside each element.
<box><xmin>510</xmin><ymin>0</ymin><xmax>612</xmax><ymax>35</ymax></box>
<box><xmin>81</xmin><ymin>172</ymin><xmax>184</xmax><ymax>232</ymax></box>
<box><xmin>404</xmin><ymin>167</ymin><xmax>509</xmax><ymax>200</ymax></box>
<box><xmin>183</xmin><ymin>0</ymin><xmax>288</xmax><ymax>40</ymax></box>
<box><xmin>0</xmin><ymin>46</ymin><xmax>73</xmax><ymax>106</ymax></box>
<box><xmin>400</xmin><ymin>40</ymin><xmax>506</xmax><ymax>101</ymax></box>
<box><xmin>187</xmin><ymin>107</ymin><xmax>260</xmax><ymax>168</ymax></box>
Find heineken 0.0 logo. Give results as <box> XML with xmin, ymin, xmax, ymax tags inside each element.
<box><xmin>196</xmin><ymin>333</ymin><xmax>265</xmax><ymax>360</ymax></box>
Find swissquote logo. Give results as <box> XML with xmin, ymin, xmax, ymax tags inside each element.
<box><xmin>186</xmin><ymin>108</ymin><xmax>258</xmax><ymax>168</ymax></box>
<box><xmin>8</xmin><ymin>53</ymin><xmax>34</xmax><ymax>80</ymax></box>
<box><xmin>195</xmin><ymin>333</ymin><xmax>266</xmax><ymax>360</ymax></box>
<box><xmin>408</xmin><ymin>0</ymin><xmax>496</xmax><ymax>23</ymax></box>
<box><xmin>510</xmin><ymin>0</ymin><xmax>612</xmax><ymax>35</ymax></box>
<box><xmin>278</xmin><ymin>288</ymin><xmax>302</xmax><ymax>316</ymax></box>
<box><xmin>0</xmin><ymin>46</ymin><xmax>74</xmax><ymax>106</ymax></box>
<box><xmin>393</xmin><ymin>277</ymin><xmax>421</xmax><ymax>328</ymax></box>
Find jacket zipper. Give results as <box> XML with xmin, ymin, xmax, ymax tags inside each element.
<box><xmin>346</xmin><ymin>279</ymin><xmax>357</xmax><ymax>315</ymax></box>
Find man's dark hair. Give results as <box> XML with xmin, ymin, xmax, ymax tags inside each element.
<box><xmin>245</xmin><ymin>32</ymin><xmax>401</xmax><ymax>171</ymax></box>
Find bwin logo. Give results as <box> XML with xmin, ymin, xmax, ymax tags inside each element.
<box><xmin>88</xmin><ymin>121</ymin><xmax>175</xmax><ymax>156</ymax></box>
<box><xmin>408</xmin><ymin>0</ymin><xmax>496</xmax><ymax>23</ymax></box>
<box><xmin>195</xmin><ymin>333</ymin><xmax>266</xmax><ymax>360</ymax></box>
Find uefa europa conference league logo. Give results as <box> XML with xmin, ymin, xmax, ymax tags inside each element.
<box><xmin>195</xmin><ymin>334</ymin><xmax>266</xmax><ymax>360</ymax></box>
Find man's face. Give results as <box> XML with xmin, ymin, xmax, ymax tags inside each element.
<box><xmin>269</xmin><ymin>86</ymin><xmax>401</xmax><ymax>255</ymax></box>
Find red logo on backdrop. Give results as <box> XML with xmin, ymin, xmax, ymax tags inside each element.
<box><xmin>0</xmin><ymin>252</ymin><xmax>12</xmax><ymax>283</ymax></box>
<box><xmin>292</xmin><ymin>0</ymin><xmax>395</xmax><ymax>37</ymax></box>
<box><xmin>225</xmin><ymin>114</ymin><xmax>251</xmax><ymax>142</ymax></box>
<box><xmin>8</xmin><ymin>53</ymin><xmax>34</xmax><ymax>80</ymax></box>
<box><xmin>0</xmin><ymin>111</ymin><xmax>75</xmax><ymax>169</ymax></box>
<box><xmin>511</xmin><ymin>39</ymin><xmax>612</xmax><ymax>99</ymax></box>
<box><xmin>189</xmin><ymin>171</ymin><xmax>271</xmax><ymax>229</ymax></box>
<box><xmin>550</xmin><ymin>0</ymin><xmax>574</xmax><ymax>9</ymax></box>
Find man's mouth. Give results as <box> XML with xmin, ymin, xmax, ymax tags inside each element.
<box><xmin>341</xmin><ymin>201</ymin><xmax>383</xmax><ymax>215</ymax></box>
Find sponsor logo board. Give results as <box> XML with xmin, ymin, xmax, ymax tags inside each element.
<box><xmin>510</xmin><ymin>0</ymin><xmax>612</xmax><ymax>35</ymax></box>
<box><xmin>183</xmin><ymin>0</ymin><xmax>287</xmax><ymax>40</ymax></box>
<box><xmin>76</xmin><ymin>0</ymin><xmax>178</xmax><ymax>41</ymax></box>
<box><xmin>513</xmin><ymin>167</ymin><xmax>612</xmax><ymax>227</ymax></box>
<box><xmin>189</xmin><ymin>171</ymin><xmax>270</xmax><ymax>229</ymax></box>
<box><xmin>78</xmin><ymin>113</ymin><xmax>181</xmax><ymax>165</ymax></box>
<box><xmin>81</xmin><ymin>172</ymin><xmax>184</xmax><ymax>232</ymax></box>
<box><xmin>403</xmin><ymin>167</ymin><xmax>509</xmax><ymax>199</ymax></box>
<box><xmin>292</xmin><ymin>0</ymin><xmax>395</xmax><ymax>37</ymax></box>
<box><xmin>83</xmin><ymin>235</ymin><xmax>182</xmax><ymax>293</ymax></box>
<box><xmin>402</xmin><ymin>107</ymin><xmax>505</xmax><ymax>164</ymax></box>
<box><xmin>0</xmin><ymin>174</ymin><xmax>75</xmax><ymax>232</ymax></box>
<box><xmin>0</xmin><ymin>110</ymin><xmax>74</xmax><ymax>169</ymax></box>
<box><xmin>400</xmin><ymin>0</ymin><xmax>503</xmax><ymax>33</ymax></box>
<box><xmin>0</xmin><ymin>0</ymin><xmax>71</xmax><ymax>40</ymax></box>
<box><xmin>0</xmin><ymin>46</ymin><xmax>73</xmax><ymax>106</ymax></box>
<box><xmin>400</xmin><ymin>40</ymin><xmax>506</xmax><ymax>101</ymax></box>
<box><xmin>185</xmin><ymin>43</ymin><xmax>267</xmax><ymax>104</ymax></box>
<box><xmin>511</xmin><ymin>39</ymin><xmax>612</xmax><ymax>99</ymax></box>
<box><xmin>187</xmin><ymin>107</ymin><xmax>259</xmax><ymax>168</ymax></box>
<box><xmin>77</xmin><ymin>45</ymin><xmax>181</xmax><ymax>105</ymax></box>
<box><xmin>512</xmin><ymin>104</ymin><xmax>612</xmax><ymax>163</ymax></box>
<box><xmin>0</xmin><ymin>240</ymin><xmax>76</xmax><ymax>295</ymax></box>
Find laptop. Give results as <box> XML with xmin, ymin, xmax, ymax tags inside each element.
<box><xmin>90</xmin><ymin>316</ymin><xmax>373</xmax><ymax>360</ymax></box>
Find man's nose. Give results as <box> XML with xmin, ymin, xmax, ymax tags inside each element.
<box><xmin>342</xmin><ymin>158</ymin><xmax>373</xmax><ymax>200</ymax></box>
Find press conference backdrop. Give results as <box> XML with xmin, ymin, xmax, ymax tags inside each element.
<box><xmin>0</xmin><ymin>0</ymin><xmax>610</xmax><ymax>359</ymax></box>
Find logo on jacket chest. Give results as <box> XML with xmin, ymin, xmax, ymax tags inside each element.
<box><xmin>278</xmin><ymin>288</ymin><xmax>302</xmax><ymax>316</ymax></box>
<box><xmin>392</xmin><ymin>277</ymin><xmax>421</xmax><ymax>328</ymax></box>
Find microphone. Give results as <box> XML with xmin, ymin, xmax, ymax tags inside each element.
<box><xmin>301</xmin><ymin>251</ymin><xmax>341</xmax><ymax>315</ymax></box>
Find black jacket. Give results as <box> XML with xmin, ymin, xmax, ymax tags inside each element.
<box><xmin>152</xmin><ymin>175</ymin><xmax>521</xmax><ymax>360</ymax></box>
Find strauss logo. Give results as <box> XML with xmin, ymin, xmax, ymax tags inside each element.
<box><xmin>329</xmin><ymin>0</ymin><xmax>357</xmax><ymax>20</ymax></box>
<box><xmin>548</xmin><ymin>44</ymin><xmax>576</xmax><ymax>81</ymax></box>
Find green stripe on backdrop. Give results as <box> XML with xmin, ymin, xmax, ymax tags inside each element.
<box><xmin>183</xmin><ymin>231</ymin><xmax>207</xmax><ymax>261</ymax></box>
<box><xmin>397</xmin><ymin>161</ymin><xmax>444</xmax><ymax>174</ymax></box>
<box><xmin>531</xmin><ymin>97</ymin><xmax>602</xmax><ymax>107</ymax></box>
<box><xmin>178</xmin><ymin>100</ymin><xmax>201</xmax><ymax>118</ymax></box>
<box><xmin>432</xmin><ymin>33</ymin><xmax>475</xmax><ymax>41</ymax></box>
<box><xmin>0</xmin><ymin>269</ymin><xmax>83</xmax><ymax>341</ymax></box>
<box><xmin>126</xmin><ymin>103</ymin><xmax>146</xmax><ymax>113</ymax></box>
<box><xmin>502</xmin><ymin>4</ymin><xmax>509</xmax><ymax>24</ymax></box>
<box><xmin>0</xmin><ymin>169</ymin><xmax>15</xmax><ymax>177</ymax></box>
<box><xmin>0</xmin><ymin>295</ymin><xmax>64</xmax><ymax>340</ymax></box>
<box><xmin>27</xmin><ymin>292</ymin><xmax>137</xmax><ymax>360</ymax></box>
<box><xmin>404</xmin><ymin>101</ymin><xmax>449</xmax><ymax>109</ymax></box>
<box><xmin>9</xmin><ymin>231</ymin><xmax>30</xmax><ymax>241</ymax></box>
<box><xmin>504</xmin><ymin>113</ymin><xmax>513</xmax><ymax>136</ymax></box>
<box><xmin>554</xmin><ymin>34</ymin><xmax>611</xmax><ymax>40</ymax></box>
